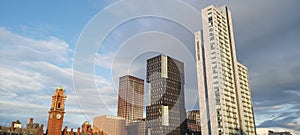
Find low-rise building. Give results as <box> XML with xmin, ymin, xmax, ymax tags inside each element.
<box><xmin>126</xmin><ymin>118</ymin><xmax>146</xmax><ymax>135</ymax></box>
<box><xmin>186</xmin><ymin>110</ymin><xmax>201</xmax><ymax>135</ymax></box>
<box><xmin>0</xmin><ymin>118</ymin><xmax>44</xmax><ymax>135</ymax></box>
<box><xmin>93</xmin><ymin>115</ymin><xmax>127</xmax><ymax>135</ymax></box>
<box><xmin>268</xmin><ymin>130</ymin><xmax>292</xmax><ymax>135</ymax></box>
<box><xmin>62</xmin><ymin>124</ymin><xmax>103</xmax><ymax>135</ymax></box>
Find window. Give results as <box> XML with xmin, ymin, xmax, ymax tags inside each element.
<box><xmin>208</xmin><ymin>17</ymin><xmax>213</xmax><ymax>22</ymax></box>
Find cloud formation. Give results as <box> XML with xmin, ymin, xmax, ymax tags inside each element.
<box><xmin>0</xmin><ymin>27</ymin><xmax>116</xmax><ymax>128</ymax></box>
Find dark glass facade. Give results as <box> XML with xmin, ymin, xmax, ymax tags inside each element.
<box><xmin>146</xmin><ymin>55</ymin><xmax>186</xmax><ymax>135</ymax></box>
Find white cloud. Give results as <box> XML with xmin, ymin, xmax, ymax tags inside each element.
<box><xmin>256</xmin><ymin>127</ymin><xmax>299</xmax><ymax>135</ymax></box>
<box><xmin>0</xmin><ymin>27</ymin><xmax>72</xmax><ymax>94</ymax></box>
<box><xmin>0</xmin><ymin>27</ymin><xmax>74</xmax><ymax>126</ymax></box>
<box><xmin>0</xmin><ymin>90</ymin><xmax>17</xmax><ymax>98</ymax></box>
<box><xmin>285</xmin><ymin>90</ymin><xmax>300</xmax><ymax>97</ymax></box>
<box><xmin>0</xmin><ymin>66</ymin><xmax>44</xmax><ymax>92</ymax></box>
<box><xmin>0</xmin><ymin>27</ymin><xmax>70</xmax><ymax>64</ymax></box>
<box><xmin>95</xmin><ymin>52</ymin><xmax>114</xmax><ymax>69</ymax></box>
<box><xmin>0</xmin><ymin>27</ymin><xmax>117</xmax><ymax>128</ymax></box>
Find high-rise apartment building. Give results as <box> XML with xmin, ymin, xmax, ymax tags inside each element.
<box><xmin>236</xmin><ymin>63</ymin><xmax>256</xmax><ymax>134</ymax></box>
<box><xmin>195</xmin><ymin>5</ymin><xmax>256</xmax><ymax>135</ymax></box>
<box><xmin>117</xmin><ymin>75</ymin><xmax>144</xmax><ymax>122</ymax></box>
<box><xmin>146</xmin><ymin>55</ymin><xmax>186</xmax><ymax>135</ymax></box>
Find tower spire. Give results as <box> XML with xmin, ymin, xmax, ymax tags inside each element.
<box><xmin>47</xmin><ymin>86</ymin><xmax>66</xmax><ymax>135</ymax></box>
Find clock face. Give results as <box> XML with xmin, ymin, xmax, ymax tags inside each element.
<box><xmin>56</xmin><ymin>114</ymin><xmax>62</xmax><ymax>119</ymax></box>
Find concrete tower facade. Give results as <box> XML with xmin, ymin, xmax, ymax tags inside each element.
<box><xmin>195</xmin><ymin>5</ymin><xmax>256</xmax><ymax>135</ymax></box>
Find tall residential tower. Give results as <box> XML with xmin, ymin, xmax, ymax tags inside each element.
<box><xmin>146</xmin><ymin>55</ymin><xmax>186</xmax><ymax>135</ymax></box>
<box><xmin>195</xmin><ymin>5</ymin><xmax>256</xmax><ymax>135</ymax></box>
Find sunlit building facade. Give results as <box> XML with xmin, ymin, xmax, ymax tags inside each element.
<box><xmin>187</xmin><ymin>110</ymin><xmax>201</xmax><ymax>135</ymax></box>
<box><xmin>236</xmin><ymin>63</ymin><xmax>256</xmax><ymax>134</ymax></box>
<box><xmin>195</xmin><ymin>5</ymin><xmax>256</xmax><ymax>135</ymax></box>
<box><xmin>118</xmin><ymin>75</ymin><xmax>144</xmax><ymax>122</ymax></box>
<box><xmin>93</xmin><ymin>115</ymin><xmax>127</xmax><ymax>135</ymax></box>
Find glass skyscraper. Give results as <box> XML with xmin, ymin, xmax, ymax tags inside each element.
<box><xmin>118</xmin><ymin>75</ymin><xmax>144</xmax><ymax>122</ymax></box>
<box><xmin>146</xmin><ymin>55</ymin><xmax>186</xmax><ymax>135</ymax></box>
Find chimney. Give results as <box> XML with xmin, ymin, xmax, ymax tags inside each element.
<box><xmin>70</xmin><ymin>128</ymin><xmax>74</xmax><ymax>134</ymax></box>
<box><xmin>29</xmin><ymin>118</ymin><xmax>34</xmax><ymax>124</ymax></box>
<box><xmin>38</xmin><ymin>124</ymin><xmax>44</xmax><ymax>135</ymax></box>
<box><xmin>40</xmin><ymin>124</ymin><xmax>44</xmax><ymax>130</ymax></box>
<box><xmin>89</xmin><ymin>128</ymin><xmax>93</xmax><ymax>135</ymax></box>
<box><xmin>63</xmin><ymin>126</ymin><xmax>68</xmax><ymax>135</ymax></box>
<box><xmin>10</xmin><ymin>121</ymin><xmax>15</xmax><ymax>132</ymax></box>
<box><xmin>77</xmin><ymin>127</ymin><xmax>81</xmax><ymax>135</ymax></box>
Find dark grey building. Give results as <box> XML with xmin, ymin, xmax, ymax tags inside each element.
<box><xmin>146</xmin><ymin>55</ymin><xmax>186</xmax><ymax>135</ymax></box>
<box><xmin>126</xmin><ymin>118</ymin><xmax>146</xmax><ymax>135</ymax></box>
<box><xmin>268</xmin><ymin>130</ymin><xmax>292</xmax><ymax>135</ymax></box>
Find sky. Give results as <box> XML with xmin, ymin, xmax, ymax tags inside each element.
<box><xmin>1</xmin><ymin>0</ymin><xmax>300</xmax><ymax>135</ymax></box>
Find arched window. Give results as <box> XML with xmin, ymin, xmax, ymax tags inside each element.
<box><xmin>58</xmin><ymin>103</ymin><xmax>61</xmax><ymax>108</ymax></box>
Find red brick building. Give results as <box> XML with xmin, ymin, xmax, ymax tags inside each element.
<box><xmin>47</xmin><ymin>86</ymin><xmax>67</xmax><ymax>135</ymax></box>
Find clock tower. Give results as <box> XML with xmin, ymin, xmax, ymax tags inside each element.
<box><xmin>47</xmin><ymin>86</ymin><xmax>67</xmax><ymax>135</ymax></box>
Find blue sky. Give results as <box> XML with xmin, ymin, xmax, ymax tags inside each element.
<box><xmin>0</xmin><ymin>1</ymin><xmax>102</xmax><ymax>47</ymax></box>
<box><xmin>1</xmin><ymin>0</ymin><xmax>300</xmax><ymax>134</ymax></box>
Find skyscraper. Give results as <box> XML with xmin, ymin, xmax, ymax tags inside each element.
<box><xmin>195</xmin><ymin>5</ymin><xmax>256</xmax><ymax>135</ymax></box>
<box><xmin>146</xmin><ymin>55</ymin><xmax>186</xmax><ymax>135</ymax></box>
<box><xmin>118</xmin><ymin>75</ymin><xmax>144</xmax><ymax>121</ymax></box>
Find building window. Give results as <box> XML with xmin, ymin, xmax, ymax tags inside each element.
<box><xmin>208</xmin><ymin>17</ymin><xmax>213</xmax><ymax>22</ymax></box>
